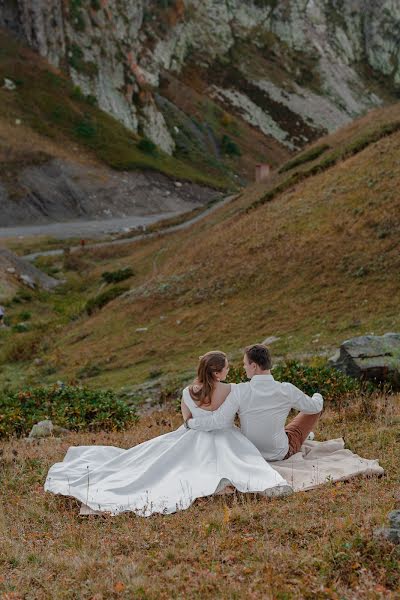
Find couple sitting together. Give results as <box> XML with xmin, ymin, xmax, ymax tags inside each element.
<box><xmin>45</xmin><ymin>344</ymin><xmax>323</xmax><ymax>516</ymax></box>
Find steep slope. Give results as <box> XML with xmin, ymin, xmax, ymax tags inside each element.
<box><xmin>0</xmin><ymin>30</ymin><xmax>230</xmax><ymax>226</ymax></box>
<box><xmin>5</xmin><ymin>101</ymin><xmax>398</xmax><ymax>389</ymax></box>
<box><xmin>2</xmin><ymin>0</ymin><xmax>400</xmax><ymax>176</ymax></box>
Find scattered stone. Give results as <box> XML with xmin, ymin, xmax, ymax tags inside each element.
<box><xmin>388</xmin><ymin>510</ymin><xmax>400</xmax><ymax>529</ymax></box>
<box><xmin>3</xmin><ymin>78</ymin><xmax>16</xmax><ymax>91</ymax></box>
<box><xmin>29</xmin><ymin>420</ymin><xmax>54</xmax><ymax>438</ymax></box>
<box><xmin>28</xmin><ymin>419</ymin><xmax>69</xmax><ymax>438</ymax></box>
<box><xmin>373</xmin><ymin>528</ymin><xmax>399</xmax><ymax>543</ymax></box>
<box><xmin>174</xmin><ymin>181</ymin><xmax>183</xmax><ymax>188</ymax></box>
<box><xmin>1</xmin><ymin>249</ymin><xmax>60</xmax><ymax>290</ymax></box>
<box><xmin>33</xmin><ymin>358</ymin><xmax>44</xmax><ymax>366</ymax></box>
<box><xmin>329</xmin><ymin>333</ymin><xmax>400</xmax><ymax>389</ymax></box>
<box><xmin>373</xmin><ymin>509</ymin><xmax>400</xmax><ymax>544</ymax></box>
<box><xmin>19</xmin><ymin>273</ymin><xmax>36</xmax><ymax>288</ymax></box>
<box><xmin>176</xmin><ymin>320</ymin><xmax>181</xmax><ymax>325</ymax></box>
<box><xmin>15</xmin><ymin>118</ymin><xmax>21</xmax><ymax>126</ymax></box>
<box><xmin>261</xmin><ymin>336</ymin><xmax>280</xmax><ymax>345</ymax></box>
<box><xmin>136</xmin><ymin>327</ymin><xmax>148</xmax><ymax>332</ymax></box>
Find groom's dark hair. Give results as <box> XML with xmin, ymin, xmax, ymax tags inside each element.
<box><xmin>244</xmin><ymin>344</ymin><xmax>272</xmax><ymax>370</ymax></box>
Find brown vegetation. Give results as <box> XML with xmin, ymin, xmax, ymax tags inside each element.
<box><xmin>37</xmin><ymin>105</ymin><xmax>400</xmax><ymax>388</ymax></box>
<box><xmin>0</xmin><ymin>395</ymin><xmax>399</xmax><ymax>598</ymax></box>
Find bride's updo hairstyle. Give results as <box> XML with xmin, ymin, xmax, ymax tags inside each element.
<box><xmin>189</xmin><ymin>350</ymin><xmax>227</xmax><ymax>406</ymax></box>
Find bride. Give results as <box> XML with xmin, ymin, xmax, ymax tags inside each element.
<box><xmin>44</xmin><ymin>351</ymin><xmax>291</xmax><ymax>516</ymax></box>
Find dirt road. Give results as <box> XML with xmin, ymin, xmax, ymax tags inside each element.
<box><xmin>21</xmin><ymin>194</ymin><xmax>236</xmax><ymax>261</ymax></box>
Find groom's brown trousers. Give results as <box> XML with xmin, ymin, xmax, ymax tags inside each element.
<box><xmin>284</xmin><ymin>411</ymin><xmax>322</xmax><ymax>459</ymax></box>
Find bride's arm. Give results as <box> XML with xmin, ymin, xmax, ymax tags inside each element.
<box><xmin>187</xmin><ymin>387</ymin><xmax>240</xmax><ymax>431</ymax></box>
<box><xmin>181</xmin><ymin>399</ymin><xmax>192</xmax><ymax>422</ymax></box>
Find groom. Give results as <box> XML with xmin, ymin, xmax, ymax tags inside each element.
<box><xmin>187</xmin><ymin>344</ymin><xmax>323</xmax><ymax>461</ymax></box>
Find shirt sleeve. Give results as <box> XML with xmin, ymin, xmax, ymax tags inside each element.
<box><xmin>283</xmin><ymin>382</ymin><xmax>323</xmax><ymax>414</ymax></box>
<box><xmin>187</xmin><ymin>386</ymin><xmax>240</xmax><ymax>431</ymax></box>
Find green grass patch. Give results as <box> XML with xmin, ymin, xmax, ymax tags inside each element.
<box><xmin>101</xmin><ymin>267</ymin><xmax>134</xmax><ymax>284</ymax></box>
<box><xmin>85</xmin><ymin>285</ymin><xmax>129</xmax><ymax>315</ymax></box>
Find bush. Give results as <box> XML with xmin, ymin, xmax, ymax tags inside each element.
<box><xmin>279</xmin><ymin>144</ymin><xmax>330</xmax><ymax>173</ymax></box>
<box><xmin>101</xmin><ymin>267</ymin><xmax>134</xmax><ymax>284</ymax></box>
<box><xmin>221</xmin><ymin>134</ymin><xmax>241</xmax><ymax>157</ymax></box>
<box><xmin>85</xmin><ymin>285</ymin><xmax>129</xmax><ymax>315</ymax></box>
<box><xmin>12</xmin><ymin>323</ymin><xmax>30</xmax><ymax>333</ymax></box>
<box><xmin>18</xmin><ymin>311</ymin><xmax>31</xmax><ymax>321</ymax></box>
<box><xmin>0</xmin><ymin>385</ymin><xmax>137</xmax><ymax>438</ymax></box>
<box><xmin>226</xmin><ymin>360</ymin><xmax>377</xmax><ymax>405</ymax></box>
<box><xmin>75</xmin><ymin>117</ymin><xmax>97</xmax><ymax>139</ymax></box>
<box><xmin>137</xmin><ymin>138</ymin><xmax>158</xmax><ymax>155</ymax></box>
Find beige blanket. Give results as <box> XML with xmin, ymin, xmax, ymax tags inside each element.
<box><xmin>270</xmin><ymin>438</ymin><xmax>384</xmax><ymax>492</ymax></box>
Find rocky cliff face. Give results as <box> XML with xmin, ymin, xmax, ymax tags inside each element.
<box><xmin>1</xmin><ymin>0</ymin><xmax>400</xmax><ymax>159</ymax></box>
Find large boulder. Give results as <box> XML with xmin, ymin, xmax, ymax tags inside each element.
<box><xmin>329</xmin><ymin>333</ymin><xmax>400</xmax><ymax>388</ymax></box>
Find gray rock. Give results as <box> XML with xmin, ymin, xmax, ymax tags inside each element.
<box><xmin>329</xmin><ymin>333</ymin><xmax>400</xmax><ymax>388</ymax></box>
<box><xmin>19</xmin><ymin>273</ymin><xmax>36</xmax><ymax>288</ymax></box>
<box><xmin>0</xmin><ymin>248</ymin><xmax>60</xmax><ymax>290</ymax></box>
<box><xmin>29</xmin><ymin>419</ymin><xmax>54</xmax><ymax>438</ymax></box>
<box><xmin>3</xmin><ymin>78</ymin><xmax>16</xmax><ymax>91</ymax></box>
<box><xmin>28</xmin><ymin>419</ymin><xmax>70</xmax><ymax>438</ymax></box>
<box><xmin>388</xmin><ymin>510</ymin><xmax>400</xmax><ymax>529</ymax></box>
<box><xmin>5</xmin><ymin>0</ymin><xmax>400</xmax><ymax>159</ymax></box>
<box><xmin>373</xmin><ymin>527</ymin><xmax>400</xmax><ymax>544</ymax></box>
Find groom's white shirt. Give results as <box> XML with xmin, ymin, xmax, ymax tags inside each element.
<box><xmin>187</xmin><ymin>375</ymin><xmax>323</xmax><ymax>461</ymax></box>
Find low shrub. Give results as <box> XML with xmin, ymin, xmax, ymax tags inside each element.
<box><xmin>101</xmin><ymin>267</ymin><xmax>134</xmax><ymax>284</ymax></box>
<box><xmin>12</xmin><ymin>323</ymin><xmax>30</xmax><ymax>333</ymax></box>
<box><xmin>75</xmin><ymin>117</ymin><xmax>97</xmax><ymax>139</ymax></box>
<box><xmin>137</xmin><ymin>138</ymin><xmax>158</xmax><ymax>155</ymax></box>
<box><xmin>0</xmin><ymin>384</ymin><xmax>138</xmax><ymax>438</ymax></box>
<box><xmin>18</xmin><ymin>311</ymin><xmax>31</xmax><ymax>321</ymax></box>
<box><xmin>85</xmin><ymin>285</ymin><xmax>129</xmax><ymax>315</ymax></box>
<box><xmin>227</xmin><ymin>360</ymin><xmax>377</xmax><ymax>405</ymax></box>
<box><xmin>279</xmin><ymin>144</ymin><xmax>330</xmax><ymax>173</ymax></box>
<box><xmin>221</xmin><ymin>134</ymin><xmax>241</xmax><ymax>157</ymax></box>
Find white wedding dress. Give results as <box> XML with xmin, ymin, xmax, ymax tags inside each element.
<box><xmin>44</xmin><ymin>385</ymin><xmax>292</xmax><ymax>516</ymax></box>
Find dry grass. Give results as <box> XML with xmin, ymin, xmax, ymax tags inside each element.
<box><xmin>35</xmin><ymin>117</ymin><xmax>400</xmax><ymax>387</ymax></box>
<box><xmin>0</xmin><ymin>395</ymin><xmax>399</xmax><ymax>599</ymax></box>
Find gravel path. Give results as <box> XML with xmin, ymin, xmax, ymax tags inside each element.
<box><xmin>22</xmin><ymin>194</ymin><xmax>236</xmax><ymax>261</ymax></box>
<box><xmin>0</xmin><ymin>211</ymin><xmax>181</xmax><ymax>240</ymax></box>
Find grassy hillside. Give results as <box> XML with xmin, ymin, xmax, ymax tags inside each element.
<box><xmin>1</xmin><ymin>101</ymin><xmax>400</xmax><ymax>390</ymax></box>
<box><xmin>0</xmin><ymin>30</ymin><xmax>234</xmax><ymax>191</ymax></box>
<box><xmin>1</xmin><ymin>396</ymin><xmax>399</xmax><ymax>598</ymax></box>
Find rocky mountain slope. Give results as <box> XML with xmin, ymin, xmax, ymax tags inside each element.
<box><xmin>0</xmin><ymin>30</ymin><xmax>224</xmax><ymax>227</ymax></box>
<box><xmin>2</xmin><ymin>0</ymin><xmax>400</xmax><ymax>168</ymax></box>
